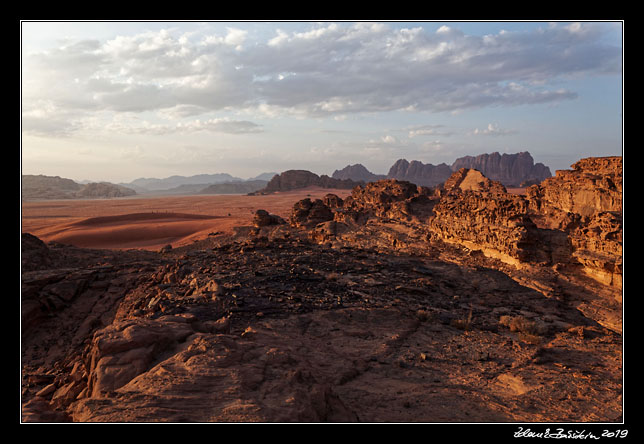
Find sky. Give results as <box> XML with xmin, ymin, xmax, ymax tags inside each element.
<box><xmin>21</xmin><ymin>21</ymin><xmax>623</xmax><ymax>183</ymax></box>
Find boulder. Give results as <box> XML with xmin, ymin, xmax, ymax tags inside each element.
<box><xmin>290</xmin><ymin>198</ymin><xmax>334</xmax><ymax>228</ymax></box>
<box><xmin>253</xmin><ymin>209</ymin><xmax>286</xmax><ymax>227</ymax></box>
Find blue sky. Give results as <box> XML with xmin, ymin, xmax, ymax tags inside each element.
<box><xmin>21</xmin><ymin>21</ymin><xmax>622</xmax><ymax>183</ymax></box>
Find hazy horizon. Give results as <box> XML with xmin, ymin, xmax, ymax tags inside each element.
<box><xmin>21</xmin><ymin>21</ymin><xmax>623</xmax><ymax>184</ymax></box>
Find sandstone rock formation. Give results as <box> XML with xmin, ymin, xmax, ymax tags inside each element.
<box><xmin>252</xmin><ymin>209</ymin><xmax>286</xmax><ymax>227</ymax></box>
<box><xmin>289</xmin><ymin>198</ymin><xmax>334</xmax><ymax>228</ymax></box>
<box><xmin>338</xmin><ymin>179</ymin><xmax>434</xmax><ymax>225</ymax></box>
<box><xmin>254</xmin><ymin>170</ymin><xmax>362</xmax><ymax>194</ymax></box>
<box><xmin>430</xmin><ymin>182</ymin><xmax>545</xmax><ymax>266</ymax></box>
<box><xmin>442</xmin><ymin>168</ymin><xmax>507</xmax><ymax>194</ymax></box>
<box><xmin>451</xmin><ymin>152</ymin><xmax>551</xmax><ymax>187</ymax></box>
<box><xmin>525</xmin><ymin>156</ymin><xmax>622</xmax><ymax>287</ymax></box>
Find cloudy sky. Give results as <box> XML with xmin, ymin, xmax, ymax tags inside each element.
<box><xmin>21</xmin><ymin>21</ymin><xmax>622</xmax><ymax>183</ymax></box>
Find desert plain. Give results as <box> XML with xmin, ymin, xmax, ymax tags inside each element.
<box><xmin>21</xmin><ymin>187</ymin><xmax>353</xmax><ymax>251</ymax></box>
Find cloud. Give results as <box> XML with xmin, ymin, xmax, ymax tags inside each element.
<box><xmin>22</xmin><ymin>21</ymin><xmax>621</xmax><ymax>132</ymax></box>
<box><xmin>407</xmin><ymin>124</ymin><xmax>454</xmax><ymax>138</ymax></box>
<box><xmin>471</xmin><ymin>123</ymin><xmax>516</xmax><ymax>136</ymax></box>
<box><xmin>104</xmin><ymin>117</ymin><xmax>264</xmax><ymax>135</ymax></box>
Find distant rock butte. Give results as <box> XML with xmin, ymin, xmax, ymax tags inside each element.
<box><xmin>387</xmin><ymin>159</ymin><xmax>453</xmax><ymax>187</ymax></box>
<box><xmin>450</xmin><ymin>151</ymin><xmax>551</xmax><ymax>187</ymax></box>
<box><xmin>332</xmin><ymin>164</ymin><xmax>386</xmax><ymax>182</ymax></box>
<box><xmin>253</xmin><ymin>170</ymin><xmax>363</xmax><ymax>194</ymax></box>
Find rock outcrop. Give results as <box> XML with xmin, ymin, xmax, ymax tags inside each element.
<box><xmin>442</xmin><ymin>168</ymin><xmax>508</xmax><ymax>194</ymax></box>
<box><xmin>252</xmin><ymin>209</ymin><xmax>286</xmax><ymax>227</ymax></box>
<box><xmin>253</xmin><ymin>170</ymin><xmax>362</xmax><ymax>194</ymax></box>
<box><xmin>430</xmin><ymin>177</ymin><xmax>550</xmax><ymax>266</ymax></box>
<box><xmin>289</xmin><ymin>198</ymin><xmax>334</xmax><ymax>228</ymax></box>
<box><xmin>525</xmin><ymin>156</ymin><xmax>622</xmax><ymax>287</ymax></box>
<box><xmin>450</xmin><ymin>152</ymin><xmax>551</xmax><ymax>187</ymax></box>
<box><xmin>338</xmin><ymin>179</ymin><xmax>434</xmax><ymax>224</ymax></box>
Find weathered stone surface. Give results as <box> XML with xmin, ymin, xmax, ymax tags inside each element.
<box><xmin>337</xmin><ymin>179</ymin><xmax>435</xmax><ymax>225</ymax></box>
<box><xmin>252</xmin><ymin>209</ymin><xmax>286</xmax><ymax>227</ymax></box>
<box><xmin>429</xmin><ymin>180</ymin><xmax>544</xmax><ymax>266</ymax></box>
<box><xmin>85</xmin><ymin>317</ymin><xmax>193</xmax><ymax>397</ymax></box>
<box><xmin>442</xmin><ymin>168</ymin><xmax>508</xmax><ymax>194</ymax></box>
<box><xmin>526</xmin><ymin>156</ymin><xmax>622</xmax><ymax>287</ymax></box>
<box><xmin>22</xmin><ymin>233</ymin><xmax>52</xmax><ymax>272</ymax></box>
<box><xmin>526</xmin><ymin>156</ymin><xmax>622</xmax><ymax>221</ymax></box>
<box><xmin>290</xmin><ymin>198</ymin><xmax>334</xmax><ymax>228</ymax></box>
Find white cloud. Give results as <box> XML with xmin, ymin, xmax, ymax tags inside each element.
<box><xmin>104</xmin><ymin>117</ymin><xmax>264</xmax><ymax>135</ymax></box>
<box><xmin>471</xmin><ymin>123</ymin><xmax>516</xmax><ymax>136</ymax></box>
<box><xmin>407</xmin><ymin>124</ymin><xmax>454</xmax><ymax>138</ymax></box>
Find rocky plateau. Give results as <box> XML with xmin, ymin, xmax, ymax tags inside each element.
<box><xmin>21</xmin><ymin>156</ymin><xmax>623</xmax><ymax>423</ymax></box>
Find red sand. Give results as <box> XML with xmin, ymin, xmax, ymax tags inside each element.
<box><xmin>21</xmin><ymin>187</ymin><xmax>353</xmax><ymax>251</ymax></box>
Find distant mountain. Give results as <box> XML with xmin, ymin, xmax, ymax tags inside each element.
<box><xmin>200</xmin><ymin>180</ymin><xmax>268</xmax><ymax>195</ymax></box>
<box><xmin>387</xmin><ymin>159</ymin><xmax>453</xmax><ymax>187</ymax></box>
<box><xmin>252</xmin><ymin>170</ymin><xmax>363</xmax><ymax>194</ymax></box>
<box><xmin>375</xmin><ymin>151</ymin><xmax>552</xmax><ymax>188</ymax></box>
<box><xmin>451</xmin><ymin>152</ymin><xmax>551</xmax><ymax>187</ymax></box>
<box><xmin>248</xmin><ymin>172</ymin><xmax>278</xmax><ymax>181</ymax></box>
<box><xmin>22</xmin><ymin>175</ymin><xmax>136</xmax><ymax>200</ymax></box>
<box><xmin>75</xmin><ymin>182</ymin><xmax>137</xmax><ymax>198</ymax></box>
<box><xmin>124</xmin><ymin>173</ymin><xmax>243</xmax><ymax>192</ymax></box>
<box><xmin>332</xmin><ymin>164</ymin><xmax>386</xmax><ymax>182</ymax></box>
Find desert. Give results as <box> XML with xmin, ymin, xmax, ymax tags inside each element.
<box><xmin>21</xmin><ymin>188</ymin><xmax>353</xmax><ymax>251</ymax></box>
<box><xmin>21</xmin><ymin>20</ymin><xmax>623</xmax><ymax>427</ymax></box>
<box><xmin>21</xmin><ymin>157</ymin><xmax>623</xmax><ymax>423</ymax></box>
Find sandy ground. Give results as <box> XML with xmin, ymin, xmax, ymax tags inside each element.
<box><xmin>21</xmin><ymin>187</ymin><xmax>353</xmax><ymax>251</ymax></box>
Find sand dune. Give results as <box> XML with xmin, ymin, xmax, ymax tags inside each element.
<box><xmin>21</xmin><ymin>187</ymin><xmax>352</xmax><ymax>250</ymax></box>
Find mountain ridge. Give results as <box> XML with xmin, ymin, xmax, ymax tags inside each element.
<box><xmin>331</xmin><ymin>151</ymin><xmax>552</xmax><ymax>188</ymax></box>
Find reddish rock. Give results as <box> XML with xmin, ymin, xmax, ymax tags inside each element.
<box><xmin>290</xmin><ymin>198</ymin><xmax>334</xmax><ymax>228</ymax></box>
<box><xmin>252</xmin><ymin>209</ymin><xmax>285</xmax><ymax>227</ymax></box>
<box><xmin>257</xmin><ymin>170</ymin><xmax>362</xmax><ymax>194</ymax></box>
